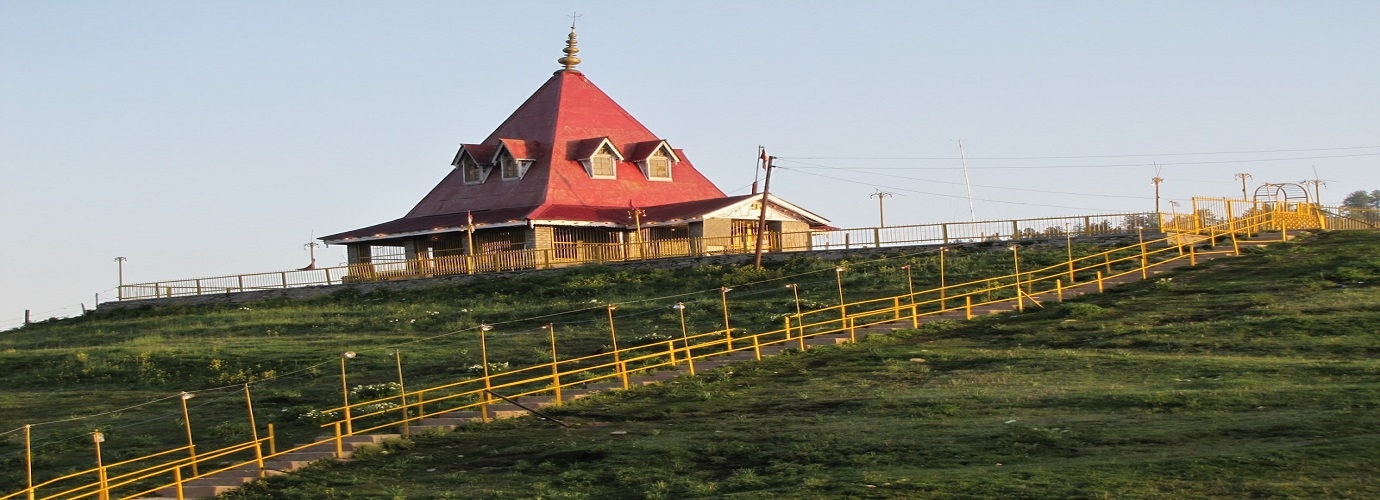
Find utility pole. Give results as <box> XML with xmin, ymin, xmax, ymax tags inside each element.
<box><xmin>302</xmin><ymin>241</ymin><xmax>319</xmax><ymax>270</ymax></box>
<box><xmin>752</xmin><ymin>151</ymin><xmax>776</xmax><ymax>270</ymax></box>
<box><xmin>1303</xmin><ymin>166</ymin><xmax>1326</xmax><ymax>204</ymax></box>
<box><xmin>958</xmin><ymin>140</ymin><xmax>976</xmax><ymax>222</ymax></box>
<box><xmin>1150</xmin><ymin>163</ymin><xmax>1164</xmax><ymax>229</ymax></box>
<box><xmin>114</xmin><ymin>257</ymin><xmax>127</xmax><ymax>300</ymax></box>
<box><xmin>870</xmin><ymin>191</ymin><xmax>894</xmax><ymax>227</ymax></box>
<box><xmin>1235</xmin><ymin>173</ymin><xmax>1253</xmax><ymax>200</ymax></box>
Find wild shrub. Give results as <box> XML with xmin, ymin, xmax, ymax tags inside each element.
<box><xmin>1060</xmin><ymin>303</ymin><xmax>1107</xmax><ymax>318</ymax></box>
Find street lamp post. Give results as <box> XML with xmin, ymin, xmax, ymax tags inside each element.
<box><xmin>1065</xmin><ymin>224</ymin><xmax>1075</xmax><ymax>283</ymax></box>
<box><xmin>673</xmin><ymin>303</ymin><xmax>695</xmax><ymax>376</ymax></box>
<box><xmin>477</xmin><ymin>325</ymin><xmax>494</xmax><ymax>419</ymax></box>
<box><xmin>834</xmin><ymin>267</ymin><xmax>847</xmax><ymax>319</ymax></box>
<box><xmin>784</xmin><ymin>284</ymin><xmax>802</xmax><ymax>316</ymax></box>
<box><xmin>1009</xmin><ymin>245</ymin><xmax>1023</xmax><ymax>312</ymax></box>
<box><xmin>719</xmin><ymin>287</ymin><xmax>734</xmax><ymax>351</ymax></box>
<box><xmin>179</xmin><ymin>392</ymin><xmax>198</xmax><ymax>475</ymax></box>
<box><xmin>1136</xmin><ymin>226</ymin><xmax>1148</xmax><ymax>279</ymax></box>
<box><xmin>900</xmin><ymin>265</ymin><xmax>916</xmax><ymax>327</ymax></box>
<box><xmin>542</xmin><ymin>324</ymin><xmax>562</xmax><ymax>403</ymax></box>
<box><xmin>607</xmin><ymin>306</ymin><xmax>628</xmax><ymax>388</ymax></box>
<box><xmin>938</xmin><ymin>247</ymin><xmax>949</xmax><ymax>308</ymax></box>
<box><xmin>339</xmin><ymin>351</ymin><xmax>356</xmax><ymax>434</ymax></box>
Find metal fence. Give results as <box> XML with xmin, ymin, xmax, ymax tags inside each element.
<box><xmin>117</xmin><ymin>212</ymin><xmax>1154</xmax><ymax>302</ymax></box>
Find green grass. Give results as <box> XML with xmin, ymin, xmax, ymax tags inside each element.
<box><xmin>206</xmin><ymin>230</ymin><xmax>1380</xmax><ymax>499</ymax></box>
<box><xmin>2</xmin><ymin>242</ymin><xmax>1119</xmax><ymax>494</ymax></box>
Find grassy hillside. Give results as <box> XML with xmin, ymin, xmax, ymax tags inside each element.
<box><xmin>216</xmin><ymin>231</ymin><xmax>1380</xmax><ymax>499</ymax></box>
<box><xmin>1</xmin><ymin>242</ymin><xmax>1103</xmax><ymax>493</ymax></box>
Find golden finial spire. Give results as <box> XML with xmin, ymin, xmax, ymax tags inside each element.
<box><xmin>557</xmin><ymin>14</ymin><xmax>582</xmax><ymax>73</ymax></box>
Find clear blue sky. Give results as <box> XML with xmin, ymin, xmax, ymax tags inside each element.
<box><xmin>3</xmin><ymin>1</ymin><xmax>1377</xmax><ymax>328</ymax></box>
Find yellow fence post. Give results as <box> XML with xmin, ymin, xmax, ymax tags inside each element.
<box><xmin>1189</xmin><ymin>240</ymin><xmax>1197</xmax><ymax>266</ymax></box>
<box><xmin>1096</xmin><ymin>271</ymin><xmax>1105</xmax><ymax>293</ymax></box>
<box><xmin>174</xmin><ymin>466</ymin><xmax>185</xmax><ymax>500</ymax></box>
<box><xmin>1056</xmin><ymin>279</ymin><xmax>1064</xmax><ymax>303</ymax></box>
<box><xmin>719</xmin><ymin>287</ymin><xmax>734</xmax><ymax>351</ymax></box>
<box><xmin>333</xmin><ymin>421</ymin><xmax>345</xmax><ymax>459</ymax></box>
<box><xmin>268</xmin><ymin>423</ymin><xmax>276</xmax><ymax>455</ymax></box>
<box><xmin>1231</xmin><ymin>230</ymin><xmax>1241</xmax><ymax>256</ymax></box>
<box><xmin>751</xmin><ymin>332</ymin><xmax>762</xmax><ymax>361</ymax></box>
<box><xmin>667</xmin><ymin>339</ymin><xmax>678</xmax><ymax>366</ymax></box>
<box><xmin>965</xmin><ymin>296</ymin><xmax>973</xmax><ymax>320</ymax></box>
<box><xmin>606</xmin><ymin>307</ymin><xmax>629</xmax><ymax>390</ymax></box>
<box><xmin>847</xmin><ymin>317</ymin><xmax>857</xmax><ymax>343</ymax></box>
<box><xmin>793</xmin><ymin>315</ymin><xmax>806</xmax><ymax>351</ymax></box>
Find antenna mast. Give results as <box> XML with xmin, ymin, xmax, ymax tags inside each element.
<box><xmin>958</xmin><ymin>140</ymin><xmax>976</xmax><ymax>222</ymax></box>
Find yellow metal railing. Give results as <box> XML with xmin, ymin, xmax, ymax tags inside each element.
<box><xmin>116</xmin><ymin>212</ymin><xmax>1153</xmax><ymax>302</ymax></box>
<box><xmin>11</xmin><ymin>211</ymin><xmax>1306</xmax><ymax>500</ymax></box>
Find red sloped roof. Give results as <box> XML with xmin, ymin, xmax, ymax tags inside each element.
<box><xmin>402</xmin><ymin>71</ymin><xmax>724</xmax><ymax>220</ymax></box>
<box><xmin>322</xmin><ymin>206</ymin><xmax>542</xmax><ymax>242</ymax></box>
<box><xmin>496</xmin><ymin>139</ymin><xmax>535</xmax><ymax>160</ymax></box>
<box><xmin>324</xmin><ymin>69</ymin><xmax>771</xmax><ymax>243</ymax></box>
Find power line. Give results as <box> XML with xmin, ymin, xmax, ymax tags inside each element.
<box><xmin>779</xmin><ymin>145</ymin><xmax>1380</xmax><ymax>161</ymax></box>
<box><xmin>777</xmin><ymin>167</ymin><xmax>1131</xmax><ymax>212</ymax></box>
<box><xmin>779</xmin><ymin>162</ymin><xmax>1156</xmax><ymax>200</ymax></box>
<box><xmin>775</xmin><ymin>152</ymin><xmax>1380</xmax><ymax>170</ymax></box>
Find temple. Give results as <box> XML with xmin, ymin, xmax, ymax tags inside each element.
<box><xmin>321</xmin><ymin>27</ymin><xmax>830</xmax><ymax>274</ymax></box>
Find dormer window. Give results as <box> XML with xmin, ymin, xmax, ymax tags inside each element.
<box><xmin>646</xmin><ymin>149</ymin><xmax>672</xmax><ymax>180</ymax></box>
<box><xmin>633</xmin><ymin>140</ymin><xmax>679</xmax><ymax>181</ymax></box>
<box><xmin>494</xmin><ymin>139</ymin><xmax>534</xmax><ymax>181</ymax></box>
<box><xmin>501</xmin><ymin>155</ymin><xmax>520</xmax><ymax>179</ymax></box>
<box><xmin>460</xmin><ymin>156</ymin><xmax>490</xmax><ymax>184</ymax></box>
<box><xmin>589</xmin><ymin>144</ymin><xmax>617</xmax><ymax>178</ymax></box>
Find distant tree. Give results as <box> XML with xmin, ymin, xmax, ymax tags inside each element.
<box><xmin>1340</xmin><ymin>190</ymin><xmax>1380</xmax><ymax>223</ymax></box>
<box><xmin>1341</xmin><ymin>190</ymin><xmax>1380</xmax><ymax>209</ymax></box>
<box><xmin>1122</xmin><ymin>214</ymin><xmax>1158</xmax><ymax>231</ymax></box>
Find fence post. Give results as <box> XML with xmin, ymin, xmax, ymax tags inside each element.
<box><xmin>324</xmin><ymin>267</ymin><xmax>333</xmax><ymax>285</ymax></box>
<box><xmin>333</xmin><ymin>421</ymin><xmax>345</xmax><ymax>459</ymax></box>
<box><xmin>1056</xmin><ymin>279</ymin><xmax>1064</xmax><ymax>303</ymax></box>
<box><xmin>267</xmin><ymin>423</ymin><xmax>276</xmax><ymax>455</ymax></box>
<box><xmin>238</xmin><ymin>275</ymin><xmax>245</xmax><ymax>292</ymax></box>
<box><xmin>195</xmin><ymin>279</ymin><xmax>202</xmax><ymax>296</ymax></box>
<box><xmin>873</xmin><ymin>227</ymin><xmax>881</xmax><ymax>248</ymax></box>
<box><xmin>965</xmin><ymin>296</ymin><xmax>973</xmax><ymax>320</ymax></box>
<box><xmin>941</xmin><ymin>223</ymin><xmax>950</xmax><ymax>244</ymax></box>
<box><xmin>847</xmin><ymin>317</ymin><xmax>857</xmax><ymax>343</ymax></box>
<box><xmin>1083</xmin><ymin>217</ymin><xmax>1092</xmax><ymax>236</ymax></box>
<box><xmin>751</xmin><ymin>333</ymin><xmax>762</xmax><ymax>361</ymax></box>
<box><xmin>1096</xmin><ymin>271</ymin><xmax>1104</xmax><ymax>293</ymax></box>
<box><xmin>1012</xmin><ymin>220</ymin><xmax>1020</xmax><ymax>240</ymax></box>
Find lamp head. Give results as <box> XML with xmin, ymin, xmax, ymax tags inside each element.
<box><xmin>479</xmin><ymin>324</ymin><xmax>493</xmax><ymax>332</ymax></box>
<box><xmin>835</xmin><ymin>267</ymin><xmax>845</xmax><ymax>273</ymax></box>
<box><xmin>672</xmin><ymin>302</ymin><xmax>685</xmax><ymax>310</ymax></box>
<box><xmin>721</xmin><ymin>287</ymin><xmax>733</xmax><ymax>293</ymax></box>
<box><xmin>341</xmin><ymin>351</ymin><xmax>356</xmax><ymax>359</ymax></box>
<box><xmin>180</xmin><ymin>391</ymin><xmax>195</xmax><ymax>400</ymax></box>
<box><xmin>900</xmin><ymin>265</ymin><xmax>910</xmax><ymax>270</ymax></box>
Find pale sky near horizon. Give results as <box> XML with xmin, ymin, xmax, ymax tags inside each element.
<box><xmin>3</xmin><ymin>1</ymin><xmax>1377</xmax><ymax>329</ymax></box>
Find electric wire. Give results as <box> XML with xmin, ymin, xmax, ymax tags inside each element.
<box><xmin>779</xmin><ymin>145</ymin><xmax>1380</xmax><ymax>161</ymax></box>
<box><xmin>775</xmin><ymin>152</ymin><xmax>1380</xmax><ymax>170</ymax></box>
